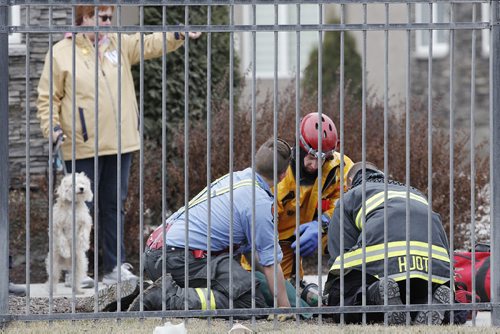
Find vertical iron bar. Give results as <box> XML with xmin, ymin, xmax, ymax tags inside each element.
<box><xmin>93</xmin><ymin>5</ymin><xmax>100</xmax><ymax>312</ymax></box>
<box><xmin>139</xmin><ymin>4</ymin><xmax>145</xmax><ymax>313</ymax></box>
<box><xmin>448</xmin><ymin>2</ymin><xmax>455</xmax><ymax>325</ymax></box>
<box><xmin>251</xmin><ymin>2</ymin><xmax>256</xmax><ymax>326</ymax></box>
<box><xmin>426</xmin><ymin>2</ymin><xmax>434</xmax><ymax>324</ymax></box>
<box><xmin>361</xmin><ymin>2</ymin><xmax>367</xmax><ymax>325</ymax></box>
<box><xmin>316</xmin><ymin>4</ymin><xmax>323</xmax><ymax>325</ymax></box>
<box><xmin>206</xmin><ymin>3</ymin><xmax>212</xmax><ymax>326</ymax></box>
<box><xmin>24</xmin><ymin>4</ymin><xmax>31</xmax><ymax>314</ymax></box>
<box><xmin>383</xmin><ymin>2</ymin><xmax>389</xmax><ymax>326</ymax></box>
<box><xmin>405</xmin><ymin>1</ymin><xmax>412</xmax><ymax>326</ymax></box>
<box><xmin>339</xmin><ymin>2</ymin><xmax>345</xmax><ymax>326</ymax></box>
<box><xmin>0</xmin><ymin>0</ymin><xmax>8</xmax><ymax>317</ymax></box>
<box><xmin>70</xmin><ymin>5</ymin><xmax>77</xmax><ymax>314</ymax></box>
<box><xmin>116</xmin><ymin>3</ymin><xmax>123</xmax><ymax>312</ymax></box>
<box><xmin>183</xmin><ymin>4</ymin><xmax>190</xmax><ymax>316</ymax></box>
<box><xmin>294</xmin><ymin>1</ymin><xmax>301</xmax><ymax>322</ymax></box>
<box><xmin>229</xmin><ymin>1</ymin><xmax>235</xmax><ymax>326</ymax></box>
<box><xmin>161</xmin><ymin>4</ymin><xmax>167</xmax><ymax>313</ymax></box>
<box><xmin>47</xmin><ymin>5</ymin><xmax>54</xmax><ymax>315</ymax></box>
<box><xmin>470</xmin><ymin>3</ymin><xmax>477</xmax><ymax>324</ymax></box>
<box><xmin>490</xmin><ymin>0</ymin><xmax>500</xmax><ymax>326</ymax></box>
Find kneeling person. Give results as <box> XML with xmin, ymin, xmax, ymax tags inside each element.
<box><xmin>325</xmin><ymin>162</ymin><xmax>452</xmax><ymax>325</ymax></box>
<box><xmin>130</xmin><ymin>138</ymin><xmax>292</xmax><ymax>312</ymax></box>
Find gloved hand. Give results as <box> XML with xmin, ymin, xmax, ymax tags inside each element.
<box><xmin>319</xmin><ymin>213</ymin><xmax>331</xmax><ymax>231</ymax></box>
<box><xmin>291</xmin><ymin>220</ymin><xmax>319</xmax><ymax>257</ymax></box>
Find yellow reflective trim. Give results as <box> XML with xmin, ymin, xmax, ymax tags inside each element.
<box><xmin>331</xmin><ymin>249</ymin><xmax>450</xmax><ymax>270</ymax></box>
<box><xmin>187</xmin><ymin>180</ymin><xmax>256</xmax><ymax>208</ymax></box>
<box><xmin>210</xmin><ymin>290</ymin><xmax>216</xmax><ymax>310</ymax></box>
<box><xmin>355</xmin><ymin>191</ymin><xmax>429</xmax><ymax>230</ymax></box>
<box><xmin>177</xmin><ymin>179</ymin><xmax>260</xmax><ymax>217</ymax></box>
<box><xmin>392</xmin><ymin>273</ymin><xmax>448</xmax><ymax>285</ymax></box>
<box><xmin>330</xmin><ymin>241</ymin><xmax>450</xmax><ymax>271</ymax></box>
<box><xmin>338</xmin><ymin>241</ymin><xmax>449</xmax><ymax>262</ymax></box>
<box><xmin>355</xmin><ymin>192</ymin><xmax>385</xmax><ymax>230</ymax></box>
<box><xmin>195</xmin><ymin>288</ymin><xmax>207</xmax><ymax>310</ymax></box>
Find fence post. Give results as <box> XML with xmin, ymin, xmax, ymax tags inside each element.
<box><xmin>492</xmin><ymin>0</ymin><xmax>500</xmax><ymax>327</ymax></box>
<box><xmin>0</xmin><ymin>0</ymin><xmax>9</xmax><ymax>319</ymax></box>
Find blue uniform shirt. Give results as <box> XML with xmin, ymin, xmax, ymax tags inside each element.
<box><xmin>164</xmin><ymin>167</ymin><xmax>283</xmax><ymax>267</ymax></box>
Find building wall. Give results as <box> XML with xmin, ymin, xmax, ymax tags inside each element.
<box><xmin>9</xmin><ymin>7</ymin><xmax>70</xmax><ymax>189</ymax></box>
<box><xmin>410</xmin><ymin>3</ymin><xmax>489</xmax><ymax>143</ymax></box>
<box><xmin>343</xmin><ymin>3</ymin><xmax>408</xmax><ymax>105</ymax></box>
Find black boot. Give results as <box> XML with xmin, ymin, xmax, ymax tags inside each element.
<box><xmin>128</xmin><ymin>274</ymin><xmax>188</xmax><ymax>311</ymax></box>
<box><xmin>128</xmin><ymin>274</ymin><xmax>209</xmax><ymax>312</ymax></box>
<box><xmin>367</xmin><ymin>278</ymin><xmax>405</xmax><ymax>325</ymax></box>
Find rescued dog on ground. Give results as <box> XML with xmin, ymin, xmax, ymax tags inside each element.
<box><xmin>46</xmin><ymin>172</ymin><xmax>93</xmax><ymax>293</ymax></box>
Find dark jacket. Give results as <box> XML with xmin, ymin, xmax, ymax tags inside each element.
<box><xmin>327</xmin><ymin>170</ymin><xmax>451</xmax><ymax>284</ymax></box>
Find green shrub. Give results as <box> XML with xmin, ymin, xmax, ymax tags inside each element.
<box><xmin>302</xmin><ymin>19</ymin><xmax>362</xmax><ymax>101</ymax></box>
<box><xmin>132</xmin><ymin>5</ymin><xmax>242</xmax><ymax>144</ymax></box>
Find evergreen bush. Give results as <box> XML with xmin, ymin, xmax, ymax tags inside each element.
<box><xmin>302</xmin><ymin>19</ymin><xmax>362</xmax><ymax>101</ymax></box>
<box><xmin>132</xmin><ymin>5</ymin><xmax>241</xmax><ymax>143</ymax></box>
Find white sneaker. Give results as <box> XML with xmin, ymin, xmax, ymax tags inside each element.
<box><xmin>102</xmin><ymin>263</ymin><xmax>138</xmax><ymax>285</ymax></box>
<box><xmin>64</xmin><ymin>272</ymin><xmax>95</xmax><ymax>289</ymax></box>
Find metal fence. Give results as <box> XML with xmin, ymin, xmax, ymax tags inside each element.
<box><xmin>0</xmin><ymin>0</ymin><xmax>499</xmax><ymax>328</ymax></box>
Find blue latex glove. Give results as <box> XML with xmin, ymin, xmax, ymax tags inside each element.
<box><xmin>320</xmin><ymin>213</ymin><xmax>330</xmax><ymax>227</ymax></box>
<box><xmin>291</xmin><ymin>220</ymin><xmax>319</xmax><ymax>257</ymax></box>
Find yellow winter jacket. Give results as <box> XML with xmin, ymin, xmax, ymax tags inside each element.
<box><xmin>277</xmin><ymin>152</ymin><xmax>354</xmax><ymax>240</ymax></box>
<box><xmin>37</xmin><ymin>32</ymin><xmax>184</xmax><ymax>160</ymax></box>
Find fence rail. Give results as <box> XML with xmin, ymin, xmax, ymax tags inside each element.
<box><xmin>1</xmin><ymin>0</ymin><xmax>499</xmax><ymax>328</ymax></box>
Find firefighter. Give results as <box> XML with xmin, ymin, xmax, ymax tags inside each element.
<box><xmin>325</xmin><ymin>162</ymin><xmax>452</xmax><ymax>325</ymax></box>
<box><xmin>127</xmin><ymin>138</ymin><xmax>292</xmax><ymax>315</ymax></box>
<box><xmin>243</xmin><ymin>113</ymin><xmax>353</xmax><ymax>280</ymax></box>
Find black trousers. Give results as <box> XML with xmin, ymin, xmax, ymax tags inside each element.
<box><xmin>144</xmin><ymin>246</ymin><xmax>266</xmax><ymax>310</ymax></box>
<box><xmin>325</xmin><ymin>270</ymin><xmax>445</xmax><ymax>323</ymax></box>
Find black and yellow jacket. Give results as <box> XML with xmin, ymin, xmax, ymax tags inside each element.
<box><xmin>327</xmin><ymin>170</ymin><xmax>451</xmax><ymax>284</ymax></box>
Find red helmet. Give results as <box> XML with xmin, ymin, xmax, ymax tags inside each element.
<box><xmin>299</xmin><ymin>113</ymin><xmax>338</xmax><ymax>159</ymax></box>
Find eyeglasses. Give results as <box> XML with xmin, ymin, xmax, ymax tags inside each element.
<box><xmin>98</xmin><ymin>15</ymin><xmax>113</xmax><ymax>22</ymax></box>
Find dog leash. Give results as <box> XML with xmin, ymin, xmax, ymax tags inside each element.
<box><xmin>52</xmin><ymin>133</ymin><xmax>67</xmax><ymax>176</ymax></box>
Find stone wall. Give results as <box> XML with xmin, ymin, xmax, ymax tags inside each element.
<box><xmin>9</xmin><ymin>7</ymin><xmax>70</xmax><ymax>189</ymax></box>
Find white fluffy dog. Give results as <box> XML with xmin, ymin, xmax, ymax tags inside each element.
<box><xmin>46</xmin><ymin>172</ymin><xmax>93</xmax><ymax>293</ymax></box>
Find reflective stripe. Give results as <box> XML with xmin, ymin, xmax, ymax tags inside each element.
<box><xmin>210</xmin><ymin>290</ymin><xmax>216</xmax><ymax>310</ymax></box>
<box><xmin>330</xmin><ymin>241</ymin><xmax>450</xmax><ymax>271</ymax></box>
<box><xmin>355</xmin><ymin>191</ymin><xmax>428</xmax><ymax>230</ymax></box>
<box><xmin>174</xmin><ymin>178</ymin><xmax>260</xmax><ymax>218</ymax></box>
<box><xmin>195</xmin><ymin>288</ymin><xmax>206</xmax><ymax>310</ymax></box>
<box><xmin>388</xmin><ymin>272</ymin><xmax>449</xmax><ymax>285</ymax></box>
<box><xmin>195</xmin><ymin>288</ymin><xmax>216</xmax><ymax>310</ymax></box>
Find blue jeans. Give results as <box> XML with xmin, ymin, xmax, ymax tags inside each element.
<box><xmin>65</xmin><ymin>153</ymin><xmax>132</xmax><ymax>274</ymax></box>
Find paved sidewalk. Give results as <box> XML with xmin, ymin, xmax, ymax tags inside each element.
<box><xmin>28</xmin><ymin>282</ymin><xmax>107</xmax><ymax>298</ymax></box>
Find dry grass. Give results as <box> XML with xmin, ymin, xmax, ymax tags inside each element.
<box><xmin>1</xmin><ymin>318</ymin><xmax>496</xmax><ymax>334</ymax></box>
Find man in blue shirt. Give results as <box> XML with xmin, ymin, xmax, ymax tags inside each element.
<box><xmin>128</xmin><ymin>138</ymin><xmax>292</xmax><ymax>312</ymax></box>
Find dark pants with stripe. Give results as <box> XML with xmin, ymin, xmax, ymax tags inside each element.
<box><xmin>65</xmin><ymin>153</ymin><xmax>132</xmax><ymax>274</ymax></box>
<box><xmin>325</xmin><ymin>270</ymin><xmax>451</xmax><ymax>323</ymax></box>
<box><xmin>144</xmin><ymin>246</ymin><xmax>266</xmax><ymax>310</ymax></box>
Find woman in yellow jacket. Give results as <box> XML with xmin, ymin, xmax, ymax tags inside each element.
<box><xmin>36</xmin><ymin>5</ymin><xmax>201</xmax><ymax>286</ymax></box>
